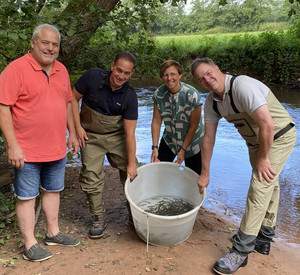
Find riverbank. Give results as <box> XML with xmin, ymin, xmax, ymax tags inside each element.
<box><xmin>1</xmin><ymin>165</ymin><xmax>300</xmax><ymax>275</ymax></box>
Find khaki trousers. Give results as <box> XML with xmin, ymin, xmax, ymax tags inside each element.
<box><xmin>79</xmin><ymin>130</ymin><xmax>128</xmax><ymax>217</ymax></box>
<box><xmin>234</xmin><ymin>127</ymin><xmax>296</xmax><ymax>252</ymax></box>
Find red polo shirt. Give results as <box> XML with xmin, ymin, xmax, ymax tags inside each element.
<box><xmin>0</xmin><ymin>52</ymin><xmax>73</xmax><ymax>162</ymax></box>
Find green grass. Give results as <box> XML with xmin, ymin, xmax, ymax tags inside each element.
<box><xmin>155</xmin><ymin>32</ymin><xmax>251</xmax><ymax>42</ymax></box>
<box><xmin>154</xmin><ymin>32</ymin><xmax>261</xmax><ymax>52</ymax></box>
<box><xmin>155</xmin><ymin>31</ymin><xmax>279</xmax><ymax>46</ymax></box>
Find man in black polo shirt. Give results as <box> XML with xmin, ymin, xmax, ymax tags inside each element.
<box><xmin>72</xmin><ymin>52</ymin><xmax>138</xmax><ymax>239</ymax></box>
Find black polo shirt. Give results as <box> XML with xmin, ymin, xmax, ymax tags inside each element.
<box><xmin>75</xmin><ymin>68</ymin><xmax>138</xmax><ymax>120</ymax></box>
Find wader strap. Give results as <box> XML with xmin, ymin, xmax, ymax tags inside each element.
<box><xmin>90</xmin><ymin>70</ymin><xmax>109</xmax><ymax>108</ymax></box>
<box><xmin>228</xmin><ymin>74</ymin><xmax>240</xmax><ymax>114</ymax></box>
<box><xmin>120</xmin><ymin>87</ymin><xmax>133</xmax><ymax>115</ymax></box>
<box><xmin>213</xmin><ymin>100</ymin><xmax>221</xmax><ymax>116</ymax></box>
<box><xmin>213</xmin><ymin>74</ymin><xmax>239</xmax><ymax>116</ymax></box>
<box><xmin>98</xmin><ymin>71</ymin><xmax>109</xmax><ymax>90</ymax></box>
<box><xmin>274</xmin><ymin>122</ymin><xmax>294</xmax><ymax>140</ymax></box>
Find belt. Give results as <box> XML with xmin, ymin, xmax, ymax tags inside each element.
<box><xmin>274</xmin><ymin>122</ymin><xmax>295</xmax><ymax>140</ymax></box>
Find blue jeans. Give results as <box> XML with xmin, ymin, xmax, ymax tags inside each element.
<box><xmin>13</xmin><ymin>156</ymin><xmax>67</xmax><ymax>200</ymax></box>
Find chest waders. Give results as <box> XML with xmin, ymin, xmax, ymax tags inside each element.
<box><xmin>79</xmin><ymin>71</ymin><xmax>133</xmax><ymax>217</ymax></box>
<box><xmin>80</xmin><ymin>102</ymin><xmax>124</xmax><ymax>135</ymax></box>
<box><xmin>213</xmin><ymin>75</ymin><xmax>294</xmax><ymax>146</ymax></box>
<box><xmin>214</xmin><ymin>75</ymin><xmax>296</xmax><ymax>253</ymax></box>
<box><xmin>80</xmin><ymin>70</ymin><xmax>133</xmax><ymax>135</ymax></box>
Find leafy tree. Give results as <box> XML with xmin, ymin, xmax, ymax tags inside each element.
<box><xmin>0</xmin><ymin>0</ymin><xmax>119</xmax><ymax>69</ymax></box>
<box><xmin>0</xmin><ymin>0</ymin><xmax>171</xmax><ymax>70</ymax></box>
<box><xmin>152</xmin><ymin>0</ymin><xmax>298</xmax><ymax>35</ymax></box>
<box><xmin>151</xmin><ymin>2</ymin><xmax>189</xmax><ymax>34</ymax></box>
<box><xmin>0</xmin><ymin>0</ymin><xmax>298</xmax><ymax>71</ymax></box>
<box><xmin>288</xmin><ymin>0</ymin><xmax>300</xmax><ymax>16</ymax></box>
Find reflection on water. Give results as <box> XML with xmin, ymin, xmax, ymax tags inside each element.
<box><xmin>132</xmin><ymin>79</ymin><xmax>300</xmax><ymax>245</ymax></box>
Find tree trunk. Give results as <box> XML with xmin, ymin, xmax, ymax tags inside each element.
<box><xmin>58</xmin><ymin>0</ymin><xmax>120</xmax><ymax>67</ymax></box>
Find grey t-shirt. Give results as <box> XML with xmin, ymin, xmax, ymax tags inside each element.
<box><xmin>204</xmin><ymin>74</ymin><xmax>269</xmax><ymax>124</ymax></box>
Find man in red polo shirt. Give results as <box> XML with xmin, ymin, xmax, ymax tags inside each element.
<box><xmin>0</xmin><ymin>24</ymin><xmax>80</xmax><ymax>262</ymax></box>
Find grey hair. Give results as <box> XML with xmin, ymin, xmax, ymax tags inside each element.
<box><xmin>32</xmin><ymin>24</ymin><xmax>61</xmax><ymax>42</ymax></box>
<box><xmin>190</xmin><ymin>57</ymin><xmax>216</xmax><ymax>77</ymax></box>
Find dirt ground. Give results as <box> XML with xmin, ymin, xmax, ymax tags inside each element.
<box><xmin>1</xmin><ymin>165</ymin><xmax>300</xmax><ymax>275</ymax></box>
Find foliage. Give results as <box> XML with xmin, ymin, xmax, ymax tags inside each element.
<box><xmin>0</xmin><ymin>193</ymin><xmax>15</xmax><ymax>223</ymax></box>
<box><xmin>206</xmin><ymin>31</ymin><xmax>299</xmax><ymax>84</ymax></box>
<box><xmin>152</xmin><ymin>27</ymin><xmax>300</xmax><ymax>84</ymax></box>
<box><xmin>68</xmin><ymin>29</ymin><xmax>158</xmax><ymax>78</ymax></box>
<box><xmin>288</xmin><ymin>0</ymin><xmax>300</xmax><ymax>16</ymax></box>
<box><xmin>0</xmin><ymin>0</ymin><xmax>299</xmax><ymax>83</ymax></box>
<box><xmin>0</xmin><ymin>0</ymin><xmax>163</xmax><ymax>71</ymax></box>
<box><xmin>0</xmin><ymin>133</ymin><xmax>16</xmax><ymax>244</ymax></box>
<box><xmin>0</xmin><ymin>0</ymin><xmax>299</xmax><ymax>78</ymax></box>
<box><xmin>151</xmin><ymin>0</ymin><xmax>297</xmax><ymax>35</ymax></box>
<box><xmin>0</xmin><ymin>0</ymin><xmax>64</xmax><ymax>71</ymax></box>
<box><xmin>0</xmin><ymin>190</ymin><xmax>16</xmax><ymax>246</ymax></box>
<box><xmin>0</xmin><ymin>258</ymin><xmax>17</xmax><ymax>267</ymax></box>
<box><xmin>0</xmin><ymin>0</ymin><xmax>299</xmax><ymax>72</ymax></box>
<box><xmin>289</xmin><ymin>17</ymin><xmax>300</xmax><ymax>37</ymax></box>
<box><xmin>70</xmin><ymin>20</ymin><xmax>300</xmax><ymax>85</ymax></box>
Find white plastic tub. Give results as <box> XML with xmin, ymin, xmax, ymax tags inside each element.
<box><xmin>125</xmin><ymin>162</ymin><xmax>206</xmax><ymax>246</ymax></box>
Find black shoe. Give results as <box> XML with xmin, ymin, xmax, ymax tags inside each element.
<box><xmin>254</xmin><ymin>242</ymin><xmax>270</xmax><ymax>255</ymax></box>
<box><xmin>89</xmin><ymin>215</ymin><xmax>107</xmax><ymax>239</ymax></box>
<box><xmin>213</xmin><ymin>250</ymin><xmax>248</xmax><ymax>275</ymax></box>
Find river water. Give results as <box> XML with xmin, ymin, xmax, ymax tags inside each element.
<box><xmin>130</xmin><ymin>79</ymin><xmax>300</xmax><ymax>245</ymax></box>
<box><xmin>69</xmin><ymin>78</ymin><xmax>299</xmax><ymax>245</ymax></box>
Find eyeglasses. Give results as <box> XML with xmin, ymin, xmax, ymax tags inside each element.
<box><xmin>162</xmin><ymin>72</ymin><xmax>178</xmax><ymax>79</ymax></box>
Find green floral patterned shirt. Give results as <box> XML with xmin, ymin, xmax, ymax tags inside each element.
<box><xmin>153</xmin><ymin>82</ymin><xmax>204</xmax><ymax>158</ymax></box>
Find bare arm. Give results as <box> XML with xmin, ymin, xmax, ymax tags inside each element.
<box><xmin>250</xmin><ymin>104</ymin><xmax>276</xmax><ymax>183</ymax></box>
<box><xmin>176</xmin><ymin>105</ymin><xmax>202</xmax><ymax>165</ymax></box>
<box><xmin>151</xmin><ymin>103</ymin><xmax>162</xmax><ymax>162</ymax></box>
<box><xmin>71</xmin><ymin>88</ymin><xmax>88</xmax><ymax>148</ymax></box>
<box><xmin>197</xmin><ymin>122</ymin><xmax>218</xmax><ymax>193</ymax></box>
<box><xmin>0</xmin><ymin>103</ymin><xmax>25</xmax><ymax>168</ymax></box>
<box><xmin>124</xmin><ymin>118</ymin><xmax>138</xmax><ymax>180</ymax></box>
<box><xmin>67</xmin><ymin>102</ymin><xmax>79</xmax><ymax>155</ymax></box>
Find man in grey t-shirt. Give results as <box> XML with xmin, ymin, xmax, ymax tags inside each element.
<box><xmin>191</xmin><ymin>57</ymin><xmax>296</xmax><ymax>275</ymax></box>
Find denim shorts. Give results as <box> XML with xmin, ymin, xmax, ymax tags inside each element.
<box><xmin>13</xmin><ymin>156</ymin><xmax>67</xmax><ymax>200</ymax></box>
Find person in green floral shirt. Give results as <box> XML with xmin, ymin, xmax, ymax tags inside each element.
<box><xmin>151</xmin><ymin>60</ymin><xmax>204</xmax><ymax>174</ymax></box>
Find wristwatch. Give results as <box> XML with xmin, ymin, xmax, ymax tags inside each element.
<box><xmin>152</xmin><ymin>145</ymin><xmax>159</xmax><ymax>150</ymax></box>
